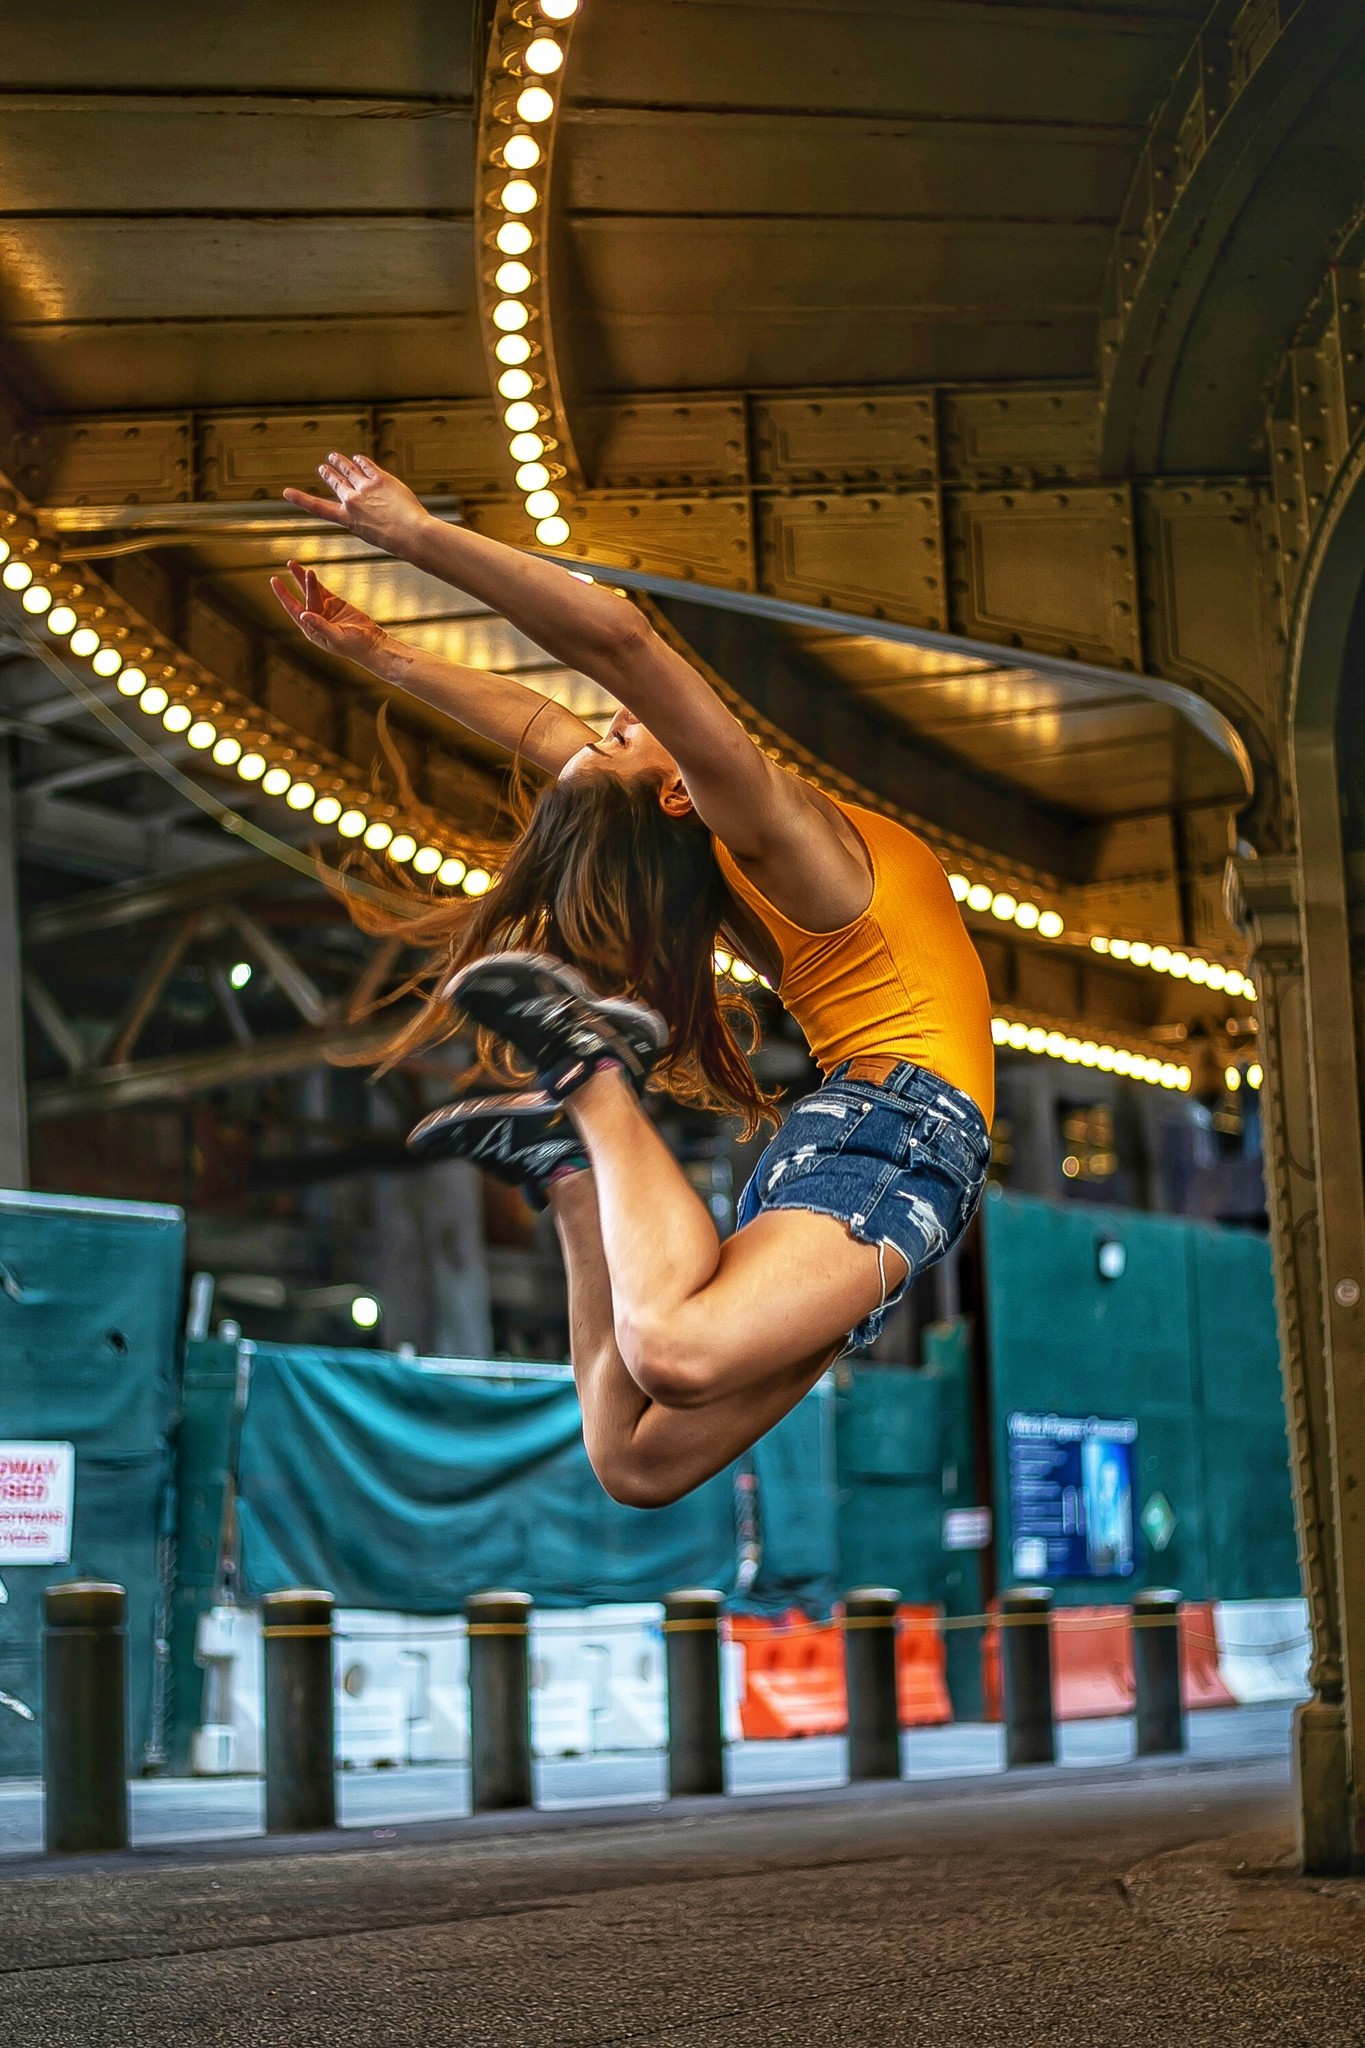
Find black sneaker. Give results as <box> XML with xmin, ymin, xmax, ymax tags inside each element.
<box><xmin>444</xmin><ymin>952</ymin><xmax>669</xmax><ymax>1102</ymax></box>
<box><xmin>406</xmin><ymin>1088</ymin><xmax>586</xmax><ymax>1205</ymax></box>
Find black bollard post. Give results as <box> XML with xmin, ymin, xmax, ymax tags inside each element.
<box><xmin>262</xmin><ymin>1589</ymin><xmax>336</xmax><ymax>1833</ymax></box>
<box><xmin>1132</xmin><ymin>1589</ymin><xmax>1185</xmax><ymax>1756</ymax></box>
<box><xmin>467</xmin><ymin>1591</ymin><xmax>534</xmax><ymax>1811</ymax></box>
<box><xmin>1000</xmin><ymin>1585</ymin><xmax>1055</xmax><ymax>1767</ymax></box>
<box><xmin>844</xmin><ymin>1587</ymin><xmax>902</xmax><ymax>1781</ymax></box>
<box><xmin>664</xmin><ymin>1589</ymin><xmax>725</xmax><ymax>1796</ymax></box>
<box><xmin>43</xmin><ymin>1582</ymin><xmax>129</xmax><ymax>1855</ymax></box>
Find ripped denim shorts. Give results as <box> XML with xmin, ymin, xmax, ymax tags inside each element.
<box><xmin>735</xmin><ymin>1058</ymin><xmax>991</xmax><ymax>1352</ymax></box>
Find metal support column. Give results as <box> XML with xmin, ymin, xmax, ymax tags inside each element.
<box><xmin>0</xmin><ymin>738</ymin><xmax>28</xmax><ymax>1188</ymax></box>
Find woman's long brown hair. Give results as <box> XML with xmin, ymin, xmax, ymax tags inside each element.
<box><xmin>344</xmin><ymin>764</ymin><xmax>777</xmax><ymax>1137</ymax></box>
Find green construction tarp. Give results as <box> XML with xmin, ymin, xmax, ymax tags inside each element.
<box><xmin>235</xmin><ymin>1344</ymin><xmax>837</xmax><ymax>1613</ymax></box>
<box><xmin>0</xmin><ymin>1190</ymin><xmax>184</xmax><ymax>1772</ymax></box>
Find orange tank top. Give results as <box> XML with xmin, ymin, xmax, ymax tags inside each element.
<box><xmin>714</xmin><ymin>798</ymin><xmax>995</xmax><ymax>1123</ymax></box>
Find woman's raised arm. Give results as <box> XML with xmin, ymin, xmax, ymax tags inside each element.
<box><xmin>270</xmin><ymin>561</ymin><xmax>596</xmax><ymax>775</ymax></box>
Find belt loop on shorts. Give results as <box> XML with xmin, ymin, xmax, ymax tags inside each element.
<box><xmin>843</xmin><ymin>1054</ymin><xmax>901</xmax><ymax>1087</ymax></box>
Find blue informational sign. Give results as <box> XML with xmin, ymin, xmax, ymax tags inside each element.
<box><xmin>1006</xmin><ymin>1411</ymin><xmax>1137</xmax><ymax>1581</ymax></box>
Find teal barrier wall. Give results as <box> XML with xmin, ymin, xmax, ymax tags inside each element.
<box><xmin>0</xmin><ymin>1190</ymin><xmax>184</xmax><ymax>1772</ymax></box>
<box><xmin>231</xmin><ymin>1344</ymin><xmax>837</xmax><ymax>1612</ymax></box>
<box><xmin>981</xmin><ymin>1189</ymin><xmax>1298</xmax><ymax>1604</ymax></box>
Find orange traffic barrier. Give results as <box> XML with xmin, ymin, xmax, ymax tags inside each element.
<box><xmin>982</xmin><ymin>1600</ymin><xmax>1235</xmax><ymax>1720</ymax></box>
<box><xmin>728</xmin><ymin>1611</ymin><xmax>845</xmax><ymax>1739</ymax></box>
<box><xmin>728</xmin><ymin>1606</ymin><xmax>951</xmax><ymax>1738</ymax></box>
<box><xmin>895</xmin><ymin>1604</ymin><xmax>952</xmax><ymax>1727</ymax></box>
<box><xmin>1179</xmin><ymin>1601</ymin><xmax>1236</xmax><ymax>1709</ymax></box>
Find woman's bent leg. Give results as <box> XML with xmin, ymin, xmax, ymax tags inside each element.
<box><xmin>562</xmin><ymin>1070</ymin><xmax>906</xmax><ymax>1407</ymax></box>
<box><xmin>551</xmin><ymin>1169</ymin><xmax>833</xmax><ymax>1506</ymax></box>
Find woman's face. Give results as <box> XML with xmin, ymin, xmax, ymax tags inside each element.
<box><xmin>559</xmin><ymin>706</ymin><xmax>682</xmax><ymax>789</ymax></box>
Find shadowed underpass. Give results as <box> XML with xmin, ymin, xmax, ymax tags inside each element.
<box><xmin>3</xmin><ymin>1759</ymin><xmax>1364</xmax><ymax>2046</ymax></box>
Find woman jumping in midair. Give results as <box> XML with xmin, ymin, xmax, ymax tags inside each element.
<box><xmin>275</xmin><ymin>454</ymin><xmax>994</xmax><ymax>1508</ymax></box>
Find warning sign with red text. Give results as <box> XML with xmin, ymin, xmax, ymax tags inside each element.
<box><xmin>0</xmin><ymin>1443</ymin><xmax>74</xmax><ymax>1565</ymax></box>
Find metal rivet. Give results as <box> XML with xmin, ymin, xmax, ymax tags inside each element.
<box><xmin>1334</xmin><ymin>1279</ymin><xmax>1360</xmax><ymax>1308</ymax></box>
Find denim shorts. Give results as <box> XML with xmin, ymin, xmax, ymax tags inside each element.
<box><xmin>735</xmin><ymin>1059</ymin><xmax>991</xmax><ymax>1352</ymax></box>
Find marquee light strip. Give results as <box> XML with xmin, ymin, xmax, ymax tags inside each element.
<box><xmin>477</xmin><ymin>0</ymin><xmax>583</xmax><ymax>550</ymax></box>
<box><xmin>0</xmin><ymin>489</ymin><xmax>489</xmax><ymax>894</ymax></box>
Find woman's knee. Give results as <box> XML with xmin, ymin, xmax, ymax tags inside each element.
<box><xmin>586</xmin><ymin>1440</ymin><xmax>689</xmax><ymax>1511</ymax></box>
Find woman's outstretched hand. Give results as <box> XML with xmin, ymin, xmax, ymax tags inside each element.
<box><xmin>270</xmin><ymin>560</ymin><xmax>395</xmax><ymax>675</ymax></box>
<box><xmin>282</xmin><ymin>451</ymin><xmax>427</xmax><ymax>555</ymax></box>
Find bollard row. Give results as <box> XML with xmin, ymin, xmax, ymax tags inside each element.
<box><xmin>35</xmin><ymin>1581</ymin><xmax>1190</xmax><ymax>1853</ymax></box>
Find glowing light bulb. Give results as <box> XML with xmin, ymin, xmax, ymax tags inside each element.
<box><xmin>438</xmin><ymin>856</ymin><xmax>467</xmax><ymax>887</ymax></box>
<box><xmin>1090</xmin><ymin>935</ymin><xmax>1110</xmax><ymax>954</ymax></box>
<box><xmin>517</xmin><ymin>84</ymin><xmax>555</xmax><ymax>122</ymax></box>
<box><xmin>1026</xmin><ymin>1028</ymin><xmax>1047</xmax><ymax>1055</ymax></box>
<box><xmin>495</xmin><ymin>333</ymin><xmax>532</xmax><ymax>365</ymax></box>
<box><xmin>1205</xmin><ymin>964</ymin><xmax>1228</xmax><ymax>991</ymax></box>
<box><xmin>388</xmin><ymin>833</ymin><xmax>417</xmax><ymax>864</ymax></box>
<box><xmin>1247</xmin><ymin>1063</ymin><xmax>1263</xmax><ymax>1090</ymax></box>
<box><xmin>187</xmin><ymin>720</ymin><xmax>217</xmax><ymax>750</ymax></box>
<box><xmin>286</xmin><ymin>780</ymin><xmax>315</xmax><ymax>810</ymax></box>
<box><xmin>312</xmin><ymin>794</ymin><xmax>342</xmax><ymax>825</ymax></box>
<box><xmin>2</xmin><ymin>559</ymin><xmax>33</xmax><ymax>590</ymax></box>
<box><xmin>363</xmin><ymin>819</ymin><xmax>394</xmax><ymax>850</ymax></box>
<box><xmin>413</xmin><ymin>846</ymin><xmax>443</xmax><ymax>875</ymax></box>
<box><xmin>162</xmin><ymin>703</ymin><xmax>192</xmax><ymax>733</ymax></box>
<box><xmin>991</xmin><ymin>1017</ymin><xmax>1009</xmax><ymax>1046</ymax></box>
<box><xmin>1037</xmin><ymin>910</ymin><xmax>1065</xmax><ymax>939</ymax></box>
<box><xmin>966</xmin><ymin>883</ymin><xmax>992</xmax><ymax>913</ymax></box>
<box><xmin>1186</xmin><ymin>958</ymin><xmax>1209</xmax><ymax>984</ymax></box>
<box><xmin>496</xmin><ymin>260</ymin><xmax>533</xmax><ymax>296</ymax></box>
<box><xmin>503</xmin><ymin>132</ymin><xmax>541</xmax><ymax>171</ymax></box>
<box><xmin>498</xmin><ymin>367</ymin><xmax>534</xmax><ymax>400</ymax></box>
<box><xmin>91</xmin><ymin>646</ymin><xmax>123</xmax><ymax>677</ymax></box>
<box><xmin>351</xmin><ymin>1294</ymin><xmax>381</xmax><ymax>1330</ymax></box>
<box><xmin>535</xmin><ymin>516</ymin><xmax>570</xmax><ymax>546</ymax></box>
<box><xmin>1224</xmin><ymin>1065</ymin><xmax>1241</xmax><ymax>1091</ymax></box>
<box><xmin>500</xmin><ymin>177</ymin><xmax>539</xmax><ymax>213</ymax></box>
<box><xmin>117</xmin><ymin>669</ymin><xmax>145</xmax><ymax>697</ymax></box>
<box><xmin>228</xmin><ymin>962</ymin><xmax>252</xmax><ymax>991</ymax></box>
<box><xmin>47</xmin><ymin>605</ymin><xmax>78</xmax><ymax>636</ymax></box>
<box><xmin>731</xmin><ymin>960</ymin><xmax>756</xmax><ymax>984</ymax></box>
<box><xmin>1168</xmin><ymin>953</ymin><xmax>1190</xmax><ymax>978</ymax></box>
<box><xmin>948</xmin><ymin>874</ymin><xmax>969</xmax><ymax>902</ymax></box>
<box><xmin>337</xmin><ymin>808</ymin><xmax>367</xmax><ymax>838</ymax></box>
<box><xmin>1177</xmin><ymin>1068</ymin><xmax>1191</xmax><ymax>1092</ymax></box>
<box><xmin>261</xmin><ymin>766</ymin><xmax>292</xmax><ymax>797</ymax></box>
<box><xmin>1013</xmin><ymin>902</ymin><xmax>1040</xmax><ymax>930</ymax></box>
<box><xmin>21</xmin><ymin>583</ymin><xmax>51</xmax><ymax>613</ymax></box>
<box><xmin>1150</xmin><ymin>946</ymin><xmax>1172</xmax><ymax>973</ymax></box>
<box><xmin>540</xmin><ymin>0</ymin><xmax>578</xmax><ymax>16</ymax></box>
<box><xmin>525</xmin><ymin>489</ymin><xmax>560</xmax><ymax>519</ymax></box>
<box><xmin>1097</xmin><ymin>1046</ymin><xmax>1116</xmax><ymax>1071</ymax></box>
<box><xmin>509</xmin><ymin>431</ymin><xmax>545</xmax><ymax>462</ymax></box>
<box><xmin>1109</xmin><ymin>938</ymin><xmax>1131</xmax><ymax>960</ymax></box>
<box><xmin>496</xmin><ymin>218</ymin><xmax>534</xmax><ymax>256</ymax></box>
<box><xmin>213</xmin><ymin>735</ymin><xmax>243</xmax><ymax>766</ymax></box>
<box><xmin>990</xmin><ymin>893</ymin><xmax>1017</xmax><ymax>922</ymax></box>
<box><xmin>1129</xmin><ymin>942</ymin><xmax>1152</xmax><ymax>967</ymax></box>
<box><xmin>463</xmin><ymin>867</ymin><xmax>492</xmax><ymax>896</ymax></box>
<box><xmin>713</xmin><ymin>949</ymin><xmax>732</xmax><ymax>974</ymax></box>
<box><xmin>493</xmin><ymin>299</ymin><xmax>529</xmax><ymax>332</ymax></box>
<box><xmin>516</xmin><ymin>460</ymin><xmax>551</xmax><ymax>491</ymax></box>
<box><xmin>139</xmin><ymin>684</ymin><xmax>169</xmax><ymax>716</ymax></box>
<box><xmin>0</xmin><ymin>538</ymin><xmax>10</xmax><ymax>563</ymax></box>
<box><xmin>237</xmin><ymin>752</ymin><xmax>267</xmax><ymax>782</ymax></box>
<box><xmin>524</xmin><ymin>36</ymin><xmax>563</xmax><ymax>73</ymax></box>
<box><xmin>1007</xmin><ymin>1022</ymin><xmax>1028</xmax><ymax>1050</ymax></box>
<box><xmin>504</xmin><ymin>399</ymin><xmax>540</xmax><ymax>432</ymax></box>
<box><xmin>69</xmin><ymin>626</ymin><xmax>100</xmax><ymax>657</ymax></box>
<box><xmin>1159</xmin><ymin>1064</ymin><xmax>1179</xmax><ymax>1089</ymax></box>
<box><xmin>1044</xmin><ymin>1033</ymin><xmax>1066</xmax><ymax>1059</ymax></box>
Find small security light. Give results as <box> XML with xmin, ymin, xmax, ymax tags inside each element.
<box><xmin>1097</xmin><ymin>1239</ymin><xmax>1127</xmax><ymax>1282</ymax></box>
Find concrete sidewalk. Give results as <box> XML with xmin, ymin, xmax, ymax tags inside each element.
<box><xmin>0</xmin><ymin>1752</ymin><xmax>1361</xmax><ymax>2045</ymax></box>
<box><xmin>0</xmin><ymin>1702</ymin><xmax>1295</xmax><ymax>1856</ymax></box>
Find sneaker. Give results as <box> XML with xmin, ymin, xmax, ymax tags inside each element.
<box><xmin>444</xmin><ymin>952</ymin><xmax>669</xmax><ymax>1102</ymax></box>
<box><xmin>406</xmin><ymin>1088</ymin><xmax>586</xmax><ymax>1205</ymax></box>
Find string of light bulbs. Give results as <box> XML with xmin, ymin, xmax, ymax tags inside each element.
<box><xmin>480</xmin><ymin>0</ymin><xmax>582</xmax><ymax>550</ymax></box>
<box><xmin>0</xmin><ymin>508</ymin><xmax>493</xmax><ymax>898</ymax></box>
